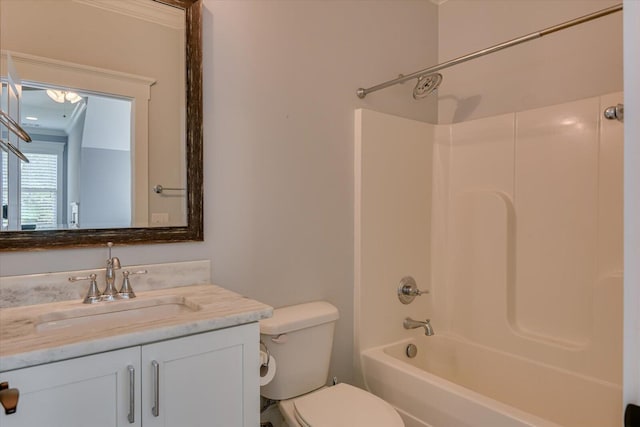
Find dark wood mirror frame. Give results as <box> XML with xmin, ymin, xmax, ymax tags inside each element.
<box><xmin>0</xmin><ymin>0</ymin><xmax>203</xmax><ymax>252</ymax></box>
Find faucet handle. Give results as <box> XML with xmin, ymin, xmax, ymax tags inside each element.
<box><xmin>69</xmin><ymin>273</ymin><xmax>101</xmax><ymax>304</ymax></box>
<box><xmin>118</xmin><ymin>270</ymin><xmax>147</xmax><ymax>299</ymax></box>
<box><xmin>110</xmin><ymin>257</ymin><xmax>122</xmax><ymax>270</ymax></box>
<box><xmin>397</xmin><ymin>276</ymin><xmax>428</xmax><ymax>304</ymax></box>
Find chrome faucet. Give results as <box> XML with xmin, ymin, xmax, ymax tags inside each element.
<box><xmin>68</xmin><ymin>243</ymin><xmax>147</xmax><ymax>303</ymax></box>
<box><xmin>102</xmin><ymin>242</ymin><xmax>121</xmax><ymax>301</ymax></box>
<box><xmin>69</xmin><ymin>273</ymin><xmax>102</xmax><ymax>304</ymax></box>
<box><xmin>403</xmin><ymin>317</ymin><xmax>434</xmax><ymax>336</ymax></box>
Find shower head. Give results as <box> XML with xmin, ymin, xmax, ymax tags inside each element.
<box><xmin>413</xmin><ymin>73</ymin><xmax>443</xmax><ymax>100</ymax></box>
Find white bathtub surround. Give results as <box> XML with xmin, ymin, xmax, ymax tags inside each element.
<box><xmin>363</xmin><ymin>338</ymin><xmax>602</xmax><ymax>427</ymax></box>
<box><xmin>355</xmin><ymin>92</ymin><xmax>623</xmax><ymax>426</ymax></box>
<box><xmin>362</xmin><ymin>339</ymin><xmax>562</xmax><ymax>427</ymax></box>
<box><xmin>354</xmin><ymin>109</ymin><xmax>435</xmax><ymax>384</ymax></box>
<box><xmin>0</xmin><ymin>260</ymin><xmax>211</xmax><ymax>308</ymax></box>
<box><xmin>437</xmin><ymin>94</ymin><xmax>623</xmax><ymax>385</ymax></box>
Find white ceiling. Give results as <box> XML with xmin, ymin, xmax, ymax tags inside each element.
<box><xmin>20</xmin><ymin>88</ymin><xmax>81</xmax><ymax>133</ymax></box>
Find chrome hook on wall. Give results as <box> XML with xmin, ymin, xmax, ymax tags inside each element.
<box><xmin>604</xmin><ymin>103</ymin><xmax>624</xmax><ymax>122</ymax></box>
<box><xmin>153</xmin><ymin>184</ymin><xmax>186</xmax><ymax>194</ymax></box>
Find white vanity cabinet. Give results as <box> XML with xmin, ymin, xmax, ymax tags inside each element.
<box><xmin>141</xmin><ymin>323</ymin><xmax>258</xmax><ymax>427</ymax></box>
<box><xmin>0</xmin><ymin>346</ymin><xmax>140</xmax><ymax>427</ymax></box>
<box><xmin>0</xmin><ymin>323</ymin><xmax>259</xmax><ymax>427</ymax></box>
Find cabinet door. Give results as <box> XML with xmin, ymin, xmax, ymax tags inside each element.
<box><xmin>0</xmin><ymin>347</ymin><xmax>141</xmax><ymax>427</ymax></box>
<box><xmin>141</xmin><ymin>323</ymin><xmax>259</xmax><ymax>427</ymax></box>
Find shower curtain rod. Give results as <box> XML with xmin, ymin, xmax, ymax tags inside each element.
<box><xmin>356</xmin><ymin>3</ymin><xmax>623</xmax><ymax>99</ymax></box>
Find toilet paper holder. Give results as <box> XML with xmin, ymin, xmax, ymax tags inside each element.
<box><xmin>259</xmin><ymin>340</ymin><xmax>271</xmax><ymax>369</ymax></box>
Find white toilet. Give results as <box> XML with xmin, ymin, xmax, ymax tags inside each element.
<box><xmin>260</xmin><ymin>301</ymin><xmax>404</xmax><ymax>427</ymax></box>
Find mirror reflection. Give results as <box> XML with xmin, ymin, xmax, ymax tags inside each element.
<box><xmin>0</xmin><ymin>0</ymin><xmax>188</xmax><ymax>232</ymax></box>
<box><xmin>2</xmin><ymin>83</ymin><xmax>133</xmax><ymax>230</ymax></box>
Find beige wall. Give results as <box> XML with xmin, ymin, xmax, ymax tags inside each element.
<box><xmin>201</xmin><ymin>0</ymin><xmax>438</xmax><ymax>384</ymax></box>
<box><xmin>0</xmin><ymin>1</ymin><xmax>439</xmax><ymax>385</ymax></box>
<box><xmin>437</xmin><ymin>0</ymin><xmax>622</xmax><ymax>123</ymax></box>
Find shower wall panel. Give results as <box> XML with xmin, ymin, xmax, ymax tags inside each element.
<box><xmin>439</xmin><ymin>93</ymin><xmax>623</xmax><ymax>384</ymax></box>
<box><xmin>354</xmin><ymin>109</ymin><xmax>435</xmax><ymax>361</ymax></box>
<box><xmin>445</xmin><ymin>114</ymin><xmax>515</xmax><ymax>342</ymax></box>
<box><xmin>514</xmin><ymin>98</ymin><xmax>599</xmax><ymax>345</ymax></box>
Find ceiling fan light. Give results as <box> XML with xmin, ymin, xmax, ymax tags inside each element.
<box><xmin>65</xmin><ymin>91</ymin><xmax>82</xmax><ymax>104</ymax></box>
<box><xmin>46</xmin><ymin>89</ymin><xmax>65</xmax><ymax>103</ymax></box>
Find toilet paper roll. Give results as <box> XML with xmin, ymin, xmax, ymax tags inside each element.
<box><xmin>259</xmin><ymin>350</ymin><xmax>276</xmax><ymax>386</ymax></box>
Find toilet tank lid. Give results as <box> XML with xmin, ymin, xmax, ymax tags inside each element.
<box><xmin>260</xmin><ymin>301</ymin><xmax>339</xmax><ymax>335</ymax></box>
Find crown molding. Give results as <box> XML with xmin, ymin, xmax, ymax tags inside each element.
<box><xmin>73</xmin><ymin>0</ymin><xmax>184</xmax><ymax>30</ymax></box>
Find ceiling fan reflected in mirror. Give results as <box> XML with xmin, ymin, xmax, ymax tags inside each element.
<box><xmin>45</xmin><ymin>89</ymin><xmax>83</xmax><ymax>104</ymax></box>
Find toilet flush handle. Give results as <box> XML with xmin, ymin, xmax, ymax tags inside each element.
<box><xmin>271</xmin><ymin>334</ymin><xmax>288</xmax><ymax>344</ymax></box>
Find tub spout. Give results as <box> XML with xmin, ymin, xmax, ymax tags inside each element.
<box><xmin>404</xmin><ymin>317</ymin><xmax>434</xmax><ymax>336</ymax></box>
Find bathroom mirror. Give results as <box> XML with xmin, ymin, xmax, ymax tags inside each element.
<box><xmin>0</xmin><ymin>0</ymin><xmax>202</xmax><ymax>251</ymax></box>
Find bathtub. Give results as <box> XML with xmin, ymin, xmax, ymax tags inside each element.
<box><xmin>360</xmin><ymin>336</ymin><xmax>621</xmax><ymax>427</ymax></box>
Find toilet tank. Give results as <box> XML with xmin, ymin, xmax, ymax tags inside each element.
<box><xmin>260</xmin><ymin>301</ymin><xmax>339</xmax><ymax>401</ymax></box>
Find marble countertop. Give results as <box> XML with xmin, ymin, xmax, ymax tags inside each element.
<box><xmin>0</xmin><ymin>284</ymin><xmax>272</xmax><ymax>371</ymax></box>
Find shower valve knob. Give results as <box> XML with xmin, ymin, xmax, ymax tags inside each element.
<box><xmin>403</xmin><ymin>286</ymin><xmax>423</xmax><ymax>296</ymax></box>
<box><xmin>397</xmin><ymin>276</ymin><xmax>428</xmax><ymax>304</ymax></box>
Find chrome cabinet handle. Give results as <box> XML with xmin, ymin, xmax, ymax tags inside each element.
<box><xmin>0</xmin><ymin>381</ymin><xmax>19</xmax><ymax>415</ymax></box>
<box><xmin>127</xmin><ymin>365</ymin><xmax>135</xmax><ymax>423</ymax></box>
<box><xmin>151</xmin><ymin>360</ymin><xmax>159</xmax><ymax>417</ymax></box>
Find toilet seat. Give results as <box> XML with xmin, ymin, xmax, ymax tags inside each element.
<box><xmin>288</xmin><ymin>383</ymin><xmax>403</xmax><ymax>427</ymax></box>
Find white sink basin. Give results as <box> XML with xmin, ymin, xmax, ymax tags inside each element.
<box><xmin>35</xmin><ymin>295</ymin><xmax>201</xmax><ymax>333</ymax></box>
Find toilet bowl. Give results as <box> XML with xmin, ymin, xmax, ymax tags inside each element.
<box><xmin>278</xmin><ymin>383</ymin><xmax>403</xmax><ymax>427</ymax></box>
<box><xmin>259</xmin><ymin>301</ymin><xmax>404</xmax><ymax>427</ymax></box>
